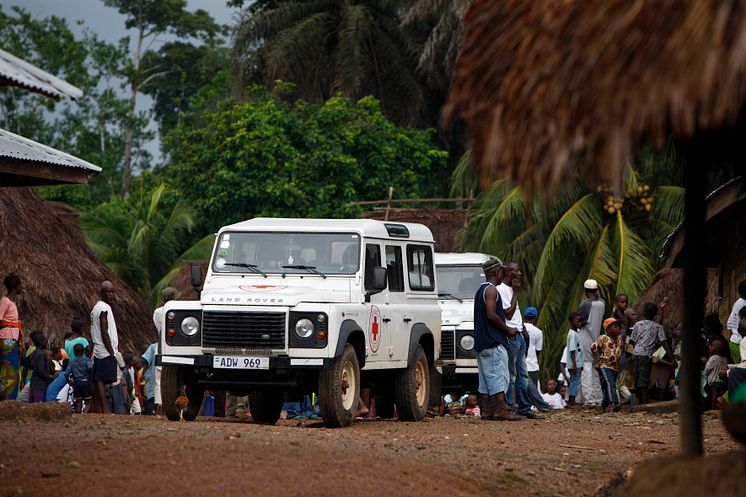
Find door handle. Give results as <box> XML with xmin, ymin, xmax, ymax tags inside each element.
<box><xmin>403</xmin><ymin>317</ymin><xmax>412</xmax><ymax>323</ymax></box>
<box><xmin>382</xmin><ymin>317</ymin><xmax>392</xmax><ymax>323</ymax></box>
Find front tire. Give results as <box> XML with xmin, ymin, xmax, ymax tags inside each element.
<box><xmin>318</xmin><ymin>343</ymin><xmax>360</xmax><ymax>428</ymax></box>
<box><xmin>248</xmin><ymin>391</ymin><xmax>284</xmax><ymax>424</ymax></box>
<box><xmin>394</xmin><ymin>344</ymin><xmax>430</xmax><ymax>421</ymax></box>
<box><xmin>161</xmin><ymin>366</ymin><xmax>203</xmax><ymax>422</ymax></box>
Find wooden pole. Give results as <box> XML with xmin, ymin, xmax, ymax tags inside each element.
<box><xmin>384</xmin><ymin>186</ymin><xmax>394</xmax><ymax>221</ymax></box>
<box><xmin>679</xmin><ymin>152</ymin><xmax>705</xmax><ymax>456</ymax></box>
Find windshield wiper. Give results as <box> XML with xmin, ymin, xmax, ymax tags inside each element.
<box><xmin>222</xmin><ymin>263</ymin><xmax>267</xmax><ymax>278</ymax></box>
<box><xmin>282</xmin><ymin>265</ymin><xmax>327</xmax><ymax>279</ymax></box>
<box><xmin>438</xmin><ymin>292</ymin><xmax>463</xmax><ymax>303</ymax></box>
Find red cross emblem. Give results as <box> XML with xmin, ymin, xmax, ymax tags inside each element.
<box><xmin>372</xmin><ymin>315</ymin><xmax>379</xmax><ymax>342</ymax></box>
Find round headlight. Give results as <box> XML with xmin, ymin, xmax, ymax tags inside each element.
<box><xmin>294</xmin><ymin>318</ymin><xmax>314</xmax><ymax>338</ymax></box>
<box><xmin>459</xmin><ymin>334</ymin><xmax>475</xmax><ymax>351</ymax></box>
<box><xmin>180</xmin><ymin>316</ymin><xmax>200</xmax><ymax>336</ymax></box>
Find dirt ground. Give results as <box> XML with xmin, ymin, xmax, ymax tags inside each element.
<box><xmin>0</xmin><ymin>404</ymin><xmax>741</xmax><ymax>497</ymax></box>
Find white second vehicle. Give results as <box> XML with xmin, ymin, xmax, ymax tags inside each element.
<box><xmin>157</xmin><ymin>218</ymin><xmax>441</xmax><ymax>427</ymax></box>
<box><xmin>434</xmin><ymin>252</ymin><xmax>498</xmax><ymax>393</ymax></box>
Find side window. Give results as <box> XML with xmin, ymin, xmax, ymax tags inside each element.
<box><xmin>364</xmin><ymin>243</ymin><xmax>382</xmax><ymax>291</ymax></box>
<box><xmin>385</xmin><ymin>245</ymin><xmax>404</xmax><ymax>292</ymax></box>
<box><xmin>406</xmin><ymin>245</ymin><xmax>435</xmax><ymax>291</ymax></box>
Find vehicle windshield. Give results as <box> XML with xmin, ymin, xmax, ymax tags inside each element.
<box><xmin>436</xmin><ymin>265</ymin><xmax>484</xmax><ymax>300</ymax></box>
<box><xmin>211</xmin><ymin>232</ymin><xmax>361</xmax><ymax>275</ymax></box>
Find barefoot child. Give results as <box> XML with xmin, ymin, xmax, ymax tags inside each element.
<box><xmin>704</xmin><ymin>339</ymin><xmax>728</xmax><ymax>410</ymax></box>
<box><xmin>566</xmin><ymin>313</ymin><xmax>584</xmax><ymax>406</ymax></box>
<box><xmin>592</xmin><ymin>318</ymin><xmax>623</xmax><ymax>412</ymax></box>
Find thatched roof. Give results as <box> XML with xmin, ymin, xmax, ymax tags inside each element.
<box><xmin>0</xmin><ymin>188</ymin><xmax>155</xmax><ymax>353</ymax></box>
<box><xmin>363</xmin><ymin>208</ymin><xmax>469</xmax><ymax>252</ymax></box>
<box><xmin>445</xmin><ymin>0</ymin><xmax>746</xmax><ymax>192</ymax></box>
<box><xmin>633</xmin><ymin>268</ymin><xmax>720</xmax><ymax>334</ymax></box>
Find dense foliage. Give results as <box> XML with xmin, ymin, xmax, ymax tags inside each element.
<box><xmin>167</xmin><ymin>84</ymin><xmax>448</xmax><ymax>232</ymax></box>
<box><xmin>459</xmin><ymin>147</ymin><xmax>686</xmax><ymax>376</ymax></box>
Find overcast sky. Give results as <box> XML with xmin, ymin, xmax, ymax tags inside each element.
<box><xmin>0</xmin><ymin>0</ymin><xmax>242</xmax><ymax>165</ymax></box>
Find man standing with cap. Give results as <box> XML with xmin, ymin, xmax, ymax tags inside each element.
<box><xmin>144</xmin><ymin>286</ymin><xmax>182</xmax><ymax>415</ymax></box>
<box><xmin>473</xmin><ymin>258</ymin><xmax>522</xmax><ymax>420</ymax></box>
<box><xmin>577</xmin><ymin>279</ymin><xmax>605</xmax><ymax>407</ymax></box>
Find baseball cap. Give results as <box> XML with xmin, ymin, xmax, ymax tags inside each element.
<box><xmin>482</xmin><ymin>258</ymin><xmax>502</xmax><ymax>272</ymax></box>
<box><xmin>584</xmin><ymin>279</ymin><xmax>598</xmax><ymax>290</ymax></box>
<box><xmin>524</xmin><ymin>307</ymin><xmax>538</xmax><ymax>319</ymax></box>
<box><xmin>603</xmin><ymin>317</ymin><xmax>620</xmax><ymax>330</ymax></box>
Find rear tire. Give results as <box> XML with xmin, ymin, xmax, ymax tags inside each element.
<box><xmin>161</xmin><ymin>366</ymin><xmax>203</xmax><ymax>422</ymax></box>
<box><xmin>248</xmin><ymin>391</ymin><xmax>284</xmax><ymax>425</ymax></box>
<box><xmin>394</xmin><ymin>344</ymin><xmax>430</xmax><ymax>421</ymax></box>
<box><xmin>318</xmin><ymin>343</ymin><xmax>360</xmax><ymax>428</ymax></box>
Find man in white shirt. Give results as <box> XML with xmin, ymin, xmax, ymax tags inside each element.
<box><xmin>152</xmin><ymin>286</ymin><xmax>182</xmax><ymax>413</ymax></box>
<box><xmin>576</xmin><ymin>279</ymin><xmax>605</xmax><ymax>406</ymax></box>
<box><xmin>90</xmin><ymin>280</ymin><xmax>119</xmax><ymax>414</ymax></box>
<box><xmin>726</xmin><ymin>281</ymin><xmax>746</xmax><ymax>357</ymax></box>
<box><xmin>497</xmin><ymin>262</ymin><xmax>543</xmax><ymax>419</ymax></box>
<box><xmin>524</xmin><ymin>307</ymin><xmax>550</xmax><ymax>411</ymax></box>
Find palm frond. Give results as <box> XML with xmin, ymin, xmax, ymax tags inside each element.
<box><xmin>449</xmin><ymin>149</ymin><xmax>478</xmax><ymax>198</ymax></box>
<box><xmin>612</xmin><ymin>211</ymin><xmax>655</xmax><ymax>301</ymax></box>
<box><xmin>332</xmin><ymin>4</ymin><xmax>373</xmax><ymax>96</ymax></box>
<box><xmin>533</xmin><ymin>193</ymin><xmax>602</xmax><ymax>297</ymax></box>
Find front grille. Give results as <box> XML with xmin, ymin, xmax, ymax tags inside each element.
<box><xmin>202</xmin><ymin>311</ymin><xmax>286</xmax><ymax>349</ymax></box>
<box><xmin>441</xmin><ymin>329</ymin><xmax>455</xmax><ymax>360</ymax></box>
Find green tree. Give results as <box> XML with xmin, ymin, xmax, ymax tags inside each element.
<box><xmin>139</xmin><ymin>41</ymin><xmax>229</xmax><ymax>134</ymax></box>
<box><xmin>81</xmin><ymin>183</ymin><xmax>212</xmax><ymax>304</ymax></box>
<box><xmin>232</xmin><ymin>0</ymin><xmax>425</xmax><ymax>125</ymax></box>
<box><xmin>101</xmin><ymin>0</ymin><xmax>221</xmax><ymax>196</ymax></box>
<box><xmin>460</xmin><ymin>147</ymin><xmax>685</xmax><ymax>376</ymax></box>
<box><xmin>166</xmin><ymin>83</ymin><xmax>448</xmax><ymax>232</ymax></box>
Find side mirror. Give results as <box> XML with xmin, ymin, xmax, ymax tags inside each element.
<box><xmin>373</xmin><ymin>266</ymin><xmax>387</xmax><ymax>290</ymax></box>
<box><xmin>364</xmin><ymin>267</ymin><xmax>387</xmax><ymax>302</ymax></box>
<box><xmin>190</xmin><ymin>262</ymin><xmax>203</xmax><ymax>290</ymax></box>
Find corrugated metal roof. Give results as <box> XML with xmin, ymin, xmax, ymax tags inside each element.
<box><xmin>0</xmin><ymin>127</ymin><xmax>101</xmax><ymax>172</ymax></box>
<box><xmin>0</xmin><ymin>48</ymin><xmax>83</xmax><ymax>100</ymax></box>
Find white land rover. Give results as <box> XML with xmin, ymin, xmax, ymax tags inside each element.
<box><xmin>434</xmin><ymin>252</ymin><xmax>497</xmax><ymax>392</ymax></box>
<box><xmin>157</xmin><ymin>218</ymin><xmax>441</xmax><ymax>427</ymax></box>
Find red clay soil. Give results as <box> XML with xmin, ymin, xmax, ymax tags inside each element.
<box><xmin>0</xmin><ymin>405</ymin><xmax>739</xmax><ymax>497</ymax></box>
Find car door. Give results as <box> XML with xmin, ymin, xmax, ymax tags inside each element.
<box><xmin>384</xmin><ymin>243</ymin><xmax>407</xmax><ymax>360</ymax></box>
<box><xmin>364</xmin><ymin>241</ymin><xmax>389</xmax><ymax>362</ymax></box>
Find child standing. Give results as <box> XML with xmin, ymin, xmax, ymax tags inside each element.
<box><xmin>70</xmin><ymin>343</ymin><xmax>93</xmax><ymax>414</ymax></box>
<box><xmin>704</xmin><ymin>339</ymin><xmax>728</xmax><ymax>410</ymax></box>
<box><xmin>566</xmin><ymin>312</ymin><xmax>584</xmax><ymax>406</ymax></box>
<box><xmin>630</xmin><ymin>303</ymin><xmax>676</xmax><ymax>405</ymax></box>
<box><xmin>592</xmin><ymin>317</ymin><xmax>623</xmax><ymax>412</ymax></box>
<box><xmin>27</xmin><ymin>331</ymin><xmax>53</xmax><ymax>403</ymax></box>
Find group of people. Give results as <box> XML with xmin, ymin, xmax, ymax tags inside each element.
<box><xmin>0</xmin><ymin>273</ymin><xmax>174</xmax><ymax>415</ymax></box>
<box><xmin>473</xmin><ymin>259</ymin><xmax>746</xmax><ymax>420</ymax></box>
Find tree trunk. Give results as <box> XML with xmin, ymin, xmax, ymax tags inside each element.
<box><xmin>122</xmin><ymin>22</ymin><xmax>144</xmax><ymax>198</ymax></box>
<box><xmin>679</xmin><ymin>150</ymin><xmax>705</xmax><ymax>456</ymax></box>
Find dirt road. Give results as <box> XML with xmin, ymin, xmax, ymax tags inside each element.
<box><xmin>0</xmin><ymin>406</ymin><xmax>738</xmax><ymax>497</ymax></box>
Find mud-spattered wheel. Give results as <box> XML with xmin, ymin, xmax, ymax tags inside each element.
<box><xmin>318</xmin><ymin>343</ymin><xmax>360</xmax><ymax>428</ymax></box>
<box><xmin>394</xmin><ymin>344</ymin><xmax>429</xmax><ymax>421</ymax></box>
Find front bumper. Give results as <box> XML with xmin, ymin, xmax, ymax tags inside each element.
<box><xmin>157</xmin><ymin>354</ymin><xmax>332</xmax><ymax>369</ymax></box>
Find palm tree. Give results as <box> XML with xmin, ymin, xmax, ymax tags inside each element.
<box><xmin>403</xmin><ymin>0</ymin><xmax>474</xmax><ymax>94</ymax></box>
<box><xmin>232</xmin><ymin>0</ymin><xmax>424</xmax><ymax>124</ymax></box>
<box><xmin>82</xmin><ymin>184</ymin><xmax>213</xmax><ymax>305</ymax></box>
<box><xmin>459</xmin><ymin>147</ymin><xmax>685</xmax><ymax>375</ymax></box>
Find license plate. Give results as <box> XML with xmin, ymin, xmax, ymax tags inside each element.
<box><xmin>213</xmin><ymin>355</ymin><xmax>269</xmax><ymax>370</ymax></box>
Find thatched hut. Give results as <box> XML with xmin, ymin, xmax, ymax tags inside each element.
<box><xmin>0</xmin><ymin>187</ymin><xmax>155</xmax><ymax>353</ymax></box>
<box><xmin>445</xmin><ymin>0</ymin><xmax>746</xmax><ymax>455</ymax></box>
